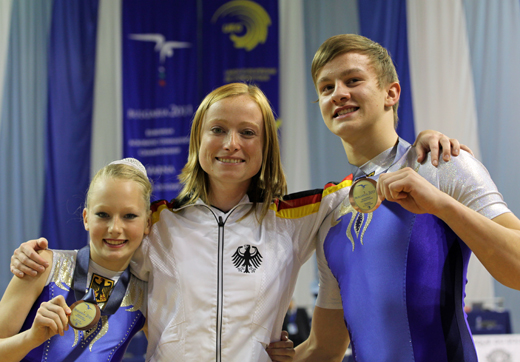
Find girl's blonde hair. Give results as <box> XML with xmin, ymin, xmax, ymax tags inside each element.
<box><xmin>85</xmin><ymin>158</ymin><xmax>152</xmax><ymax>210</ymax></box>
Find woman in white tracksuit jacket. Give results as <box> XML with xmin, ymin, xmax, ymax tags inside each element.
<box><xmin>130</xmin><ymin>83</ymin><xmax>351</xmax><ymax>361</ymax></box>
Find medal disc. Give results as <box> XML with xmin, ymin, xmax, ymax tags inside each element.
<box><xmin>68</xmin><ymin>299</ymin><xmax>101</xmax><ymax>330</ymax></box>
<box><xmin>349</xmin><ymin>178</ymin><xmax>381</xmax><ymax>213</ymax></box>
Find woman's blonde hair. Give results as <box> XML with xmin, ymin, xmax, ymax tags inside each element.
<box><xmin>177</xmin><ymin>83</ymin><xmax>287</xmax><ymax>222</ymax></box>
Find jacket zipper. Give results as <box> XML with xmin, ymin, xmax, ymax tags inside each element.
<box><xmin>216</xmin><ymin>215</ymin><xmax>224</xmax><ymax>362</ymax></box>
<box><xmin>199</xmin><ymin>204</ymin><xmax>243</xmax><ymax>361</ymax></box>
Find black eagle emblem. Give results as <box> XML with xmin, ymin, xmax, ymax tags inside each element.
<box><xmin>232</xmin><ymin>245</ymin><xmax>262</xmax><ymax>273</ymax></box>
<box><xmin>89</xmin><ymin>273</ymin><xmax>114</xmax><ymax>303</ymax></box>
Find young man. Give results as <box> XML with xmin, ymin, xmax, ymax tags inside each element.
<box><xmin>295</xmin><ymin>34</ymin><xmax>520</xmax><ymax>362</ymax></box>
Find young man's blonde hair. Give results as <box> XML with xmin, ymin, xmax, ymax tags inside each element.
<box><xmin>311</xmin><ymin>34</ymin><xmax>400</xmax><ymax>127</ymax></box>
<box><xmin>177</xmin><ymin>83</ymin><xmax>287</xmax><ymax>222</ymax></box>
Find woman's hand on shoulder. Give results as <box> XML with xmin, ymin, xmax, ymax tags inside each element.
<box><xmin>11</xmin><ymin>238</ymin><xmax>50</xmax><ymax>278</ymax></box>
<box><xmin>414</xmin><ymin>130</ymin><xmax>474</xmax><ymax>166</ymax></box>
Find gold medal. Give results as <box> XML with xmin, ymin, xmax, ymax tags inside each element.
<box><xmin>68</xmin><ymin>300</ymin><xmax>101</xmax><ymax>330</ymax></box>
<box><xmin>68</xmin><ymin>288</ymin><xmax>101</xmax><ymax>330</ymax></box>
<box><xmin>349</xmin><ymin>178</ymin><xmax>382</xmax><ymax>213</ymax></box>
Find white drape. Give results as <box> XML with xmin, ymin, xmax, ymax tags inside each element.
<box><xmin>279</xmin><ymin>0</ymin><xmax>316</xmax><ymax>308</ymax></box>
<box><xmin>91</xmin><ymin>0</ymin><xmax>123</xmax><ymax>178</ymax></box>
<box><xmin>407</xmin><ymin>0</ymin><xmax>480</xmax><ymax>158</ymax></box>
<box><xmin>0</xmin><ymin>0</ymin><xmax>53</xmax><ymax>293</ymax></box>
<box><xmin>464</xmin><ymin>0</ymin><xmax>520</xmax><ymax>327</ymax></box>
<box><xmin>279</xmin><ymin>0</ymin><xmax>310</xmax><ymax>195</ymax></box>
<box><xmin>0</xmin><ymin>0</ymin><xmax>13</xmax><ymax>133</ymax></box>
<box><xmin>406</xmin><ymin>0</ymin><xmax>494</xmax><ymax>305</ymax></box>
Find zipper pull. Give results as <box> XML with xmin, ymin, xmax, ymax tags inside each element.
<box><xmin>218</xmin><ymin>216</ymin><xmax>224</xmax><ymax>227</ymax></box>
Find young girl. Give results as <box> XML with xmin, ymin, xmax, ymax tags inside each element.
<box><xmin>0</xmin><ymin>158</ymin><xmax>152</xmax><ymax>362</ymax></box>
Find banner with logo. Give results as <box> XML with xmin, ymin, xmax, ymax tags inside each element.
<box><xmin>122</xmin><ymin>1</ymin><xmax>197</xmax><ymax>201</ymax></box>
<box><xmin>202</xmin><ymin>0</ymin><xmax>279</xmax><ymax>116</ymax></box>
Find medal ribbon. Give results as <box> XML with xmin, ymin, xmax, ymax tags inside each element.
<box><xmin>353</xmin><ymin>138</ymin><xmax>411</xmax><ymax>182</ymax></box>
<box><xmin>73</xmin><ymin>245</ymin><xmax>131</xmax><ymax>316</ymax></box>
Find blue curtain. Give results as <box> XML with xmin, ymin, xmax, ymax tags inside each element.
<box><xmin>41</xmin><ymin>0</ymin><xmax>99</xmax><ymax>250</ymax></box>
<box><xmin>358</xmin><ymin>0</ymin><xmax>415</xmax><ymax>143</ymax></box>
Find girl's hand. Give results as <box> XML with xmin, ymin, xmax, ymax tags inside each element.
<box><xmin>29</xmin><ymin>296</ymin><xmax>71</xmax><ymax>343</ymax></box>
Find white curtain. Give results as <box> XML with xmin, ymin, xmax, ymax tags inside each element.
<box><xmin>406</xmin><ymin>0</ymin><xmax>493</xmax><ymax>305</ymax></box>
<box><xmin>279</xmin><ymin>0</ymin><xmax>314</xmax><ymax>308</ymax></box>
<box><xmin>91</xmin><ymin>0</ymin><xmax>123</xmax><ymax>178</ymax></box>
<box><xmin>407</xmin><ymin>0</ymin><xmax>480</xmax><ymax>157</ymax></box>
<box><xmin>464</xmin><ymin>0</ymin><xmax>520</xmax><ymax>325</ymax></box>
<box><xmin>279</xmin><ymin>0</ymin><xmax>310</xmax><ymax>195</ymax></box>
<box><xmin>0</xmin><ymin>0</ymin><xmax>53</xmax><ymax>293</ymax></box>
<box><xmin>0</xmin><ymin>0</ymin><xmax>13</xmax><ymax>133</ymax></box>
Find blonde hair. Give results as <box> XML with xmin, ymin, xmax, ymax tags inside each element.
<box><xmin>311</xmin><ymin>34</ymin><xmax>400</xmax><ymax>127</ymax></box>
<box><xmin>177</xmin><ymin>83</ymin><xmax>287</xmax><ymax>222</ymax></box>
<box><xmin>85</xmin><ymin>160</ymin><xmax>152</xmax><ymax>210</ymax></box>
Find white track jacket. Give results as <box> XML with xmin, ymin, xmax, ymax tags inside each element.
<box><xmin>131</xmin><ymin>178</ymin><xmax>351</xmax><ymax>361</ymax></box>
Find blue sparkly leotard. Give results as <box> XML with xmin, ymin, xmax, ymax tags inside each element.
<box><xmin>20</xmin><ymin>250</ymin><xmax>146</xmax><ymax>362</ymax></box>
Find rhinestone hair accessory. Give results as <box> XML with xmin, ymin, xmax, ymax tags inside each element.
<box><xmin>108</xmin><ymin>158</ymin><xmax>148</xmax><ymax>177</ymax></box>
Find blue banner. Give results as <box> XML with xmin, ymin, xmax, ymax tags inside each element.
<box><xmin>202</xmin><ymin>0</ymin><xmax>279</xmax><ymax>115</ymax></box>
<box><xmin>122</xmin><ymin>0</ymin><xmax>198</xmax><ymax>202</ymax></box>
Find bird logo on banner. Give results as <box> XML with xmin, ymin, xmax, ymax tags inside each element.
<box><xmin>129</xmin><ymin>34</ymin><xmax>191</xmax><ymax>63</ymax></box>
